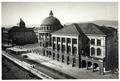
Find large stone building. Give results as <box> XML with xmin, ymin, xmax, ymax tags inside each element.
<box><xmin>38</xmin><ymin>10</ymin><xmax>63</xmax><ymax>47</ymax></box>
<box><xmin>38</xmin><ymin>11</ymin><xmax>117</xmax><ymax>75</ymax></box>
<box><xmin>2</xmin><ymin>18</ymin><xmax>38</xmax><ymax>46</ymax></box>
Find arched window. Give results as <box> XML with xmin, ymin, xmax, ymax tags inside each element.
<box><xmin>91</xmin><ymin>47</ymin><xmax>95</xmax><ymax>56</ymax></box>
<box><xmin>97</xmin><ymin>48</ymin><xmax>101</xmax><ymax>56</ymax></box>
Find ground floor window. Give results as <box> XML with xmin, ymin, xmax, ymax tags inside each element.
<box><xmin>62</xmin><ymin>55</ymin><xmax>64</xmax><ymax>62</ymax></box>
<box><xmin>73</xmin><ymin>47</ymin><xmax>77</xmax><ymax>55</ymax></box>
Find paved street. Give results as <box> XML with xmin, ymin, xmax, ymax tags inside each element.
<box><xmin>3</xmin><ymin>46</ymin><xmax>119</xmax><ymax>79</ymax></box>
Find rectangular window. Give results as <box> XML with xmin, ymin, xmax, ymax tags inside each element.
<box><xmin>67</xmin><ymin>38</ymin><xmax>71</xmax><ymax>43</ymax></box>
<box><xmin>57</xmin><ymin>44</ymin><xmax>60</xmax><ymax>51</ymax></box>
<box><xmin>97</xmin><ymin>39</ymin><xmax>101</xmax><ymax>46</ymax></box>
<box><xmin>57</xmin><ymin>37</ymin><xmax>60</xmax><ymax>42</ymax></box>
<box><xmin>91</xmin><ymin>39</ymin><xmax>95</xmax><ymax>45</ymax></box>
<box><xmin>53</xmin><ymin>44</ymin><xmax>56</xmax><ymax>50</ymax></box>
<box><xmin>53</xmin><ymin>37</ymin><xmax>56</xmax><ymax>41</ymax></box>
<box><xmin>62</xmin><ymin>45</ymin><xmax>65</xmax><ymax>52</ymax></box>
<box><xmin>62</xmin><ymin>38</ymin><xmax>65</xmax><ymax>43</ymax></box>
<box><xmin>73</xmin><ymin>39</ymin><xmax>77</xmax><ymax>44</ymax></box>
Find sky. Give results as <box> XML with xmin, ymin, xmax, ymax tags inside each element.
<box><xmin>1</xmin><ymin>2</ymin><xmax>118</xmax><ymax>27</ymax></box>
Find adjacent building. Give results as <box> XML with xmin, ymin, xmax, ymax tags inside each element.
<box><xmin>2</xmin><ymin>18</ymin><xmax>38</xmax><ymax>46</ymax></box>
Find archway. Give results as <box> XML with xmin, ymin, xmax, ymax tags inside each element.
<box><xmin>87</xmin><ymin>61</ymin><xmax>92</xmax><ymax>70</ymax></box>
<box><xmin>72</xmin><ymin>58</ymin><xmax>76</xmax><ymax>67</ymax></box>
<box><xmin>82</xmin><ymin>60</ymin><xmax>86</xmax><ymax>68</ymax></box>
<box><xmin>93</xmin><ymin>63</ymin><xmax>99</xmax><ymax>72</ymax></box>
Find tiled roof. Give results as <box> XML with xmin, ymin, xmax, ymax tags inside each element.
<box><xmin>52</xmin><ymin>24</ymin><xmax>85</xmax><ymax>36</ymax></box>
<box><xmin>52</xmin><ymin>23</ymin><xmax>113</xmax><ymax>35</ymax></box>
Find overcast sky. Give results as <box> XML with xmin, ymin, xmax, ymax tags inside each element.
<box><xmin>2</xmin><ymin>2</ymin><xmax>118</xmax><ymax>27</ymax></box>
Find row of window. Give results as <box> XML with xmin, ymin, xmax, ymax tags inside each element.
<box><xmin>53</xmin><ymin>44</ymin><xmax>77</xmax><ymax>55</ymax></box>
<box><xmin>52</xmin><ymin>53</ymin><xmax>76</xmax><ymax>64</ymax></box>
<box><xmin>39</xmin><ymin>33</ymin><xmax>50</xmax><ymax>40</ymax></box>
<box><xmin>53</xmin><ymin>37</ymin><xmax>77</xmax><ymax>44</ymax></box>
<box><xmin>91</xmin><ymin>47</ymin><xmax>101</xmax><ymax>56</ymax></box>
<box><xmin>91</xmin><ymin>39</ymin><xmax>101</xmax><ymax>46</ymax></box>
<box><xmin>40</xmin><ymin>26</ymin><xmax>60</xmax><ymax>30</ymax></box>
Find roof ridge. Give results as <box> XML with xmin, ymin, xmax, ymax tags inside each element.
<box><xmin>74</xmin><ymin>24</ymin><xmax>85</xmax><ymax>36</ymax></box>
<box><xmin>93</xmin><ymin>24</ymin><xmax>105</xmax><ymax>35</ymax></box>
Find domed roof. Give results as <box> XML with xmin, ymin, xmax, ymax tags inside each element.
<box><xmin>41</xmin><ymin>10</ymin><xmax>61</xmax><ymax>26</ymax></box>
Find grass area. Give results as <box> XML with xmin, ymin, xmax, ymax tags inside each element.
<box><xmin>2</xmin><ymin>56</ymin><xmax>40</xmax><ymax>80</ymax></box>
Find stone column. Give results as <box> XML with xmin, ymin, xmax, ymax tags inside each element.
<box><xmin>71</xmin><ymin>38</ymin><xmax>73</xmax><ymax>55</ymax></box>
<box><xmin>56</xmin><ymin>37</ymin><xmax>58</xmax><ymax>51</ymax></box>
<box><xmin>99</xmin><ymin>64</ymin><xmax>104</xmax><ymax>75</ymax></box>
<box><xmin>52</xmin><ymin>36</ymin><xmax>54</xmax><ymax>50</ymax></box>
<box><xmin>92</xmin><ymin>63</ymin><xmax>94</xmax><ymax>72</ymax></box>
<box><xmin>77</xmin><ymin>38</ymin><xmax>79</xmax><ymax>57</ymax></box>
<box><xmin>59</xmin><ymin>37</ymin><xmax>61</xmax><ymax>51</ymax></box>
<box><xmin>95</xmin><ymin>48</ymin><xmax>97</xmax><ymax>57</ymax></box>
<box><xmin>61</xmin><ymin>37</ymin><xmax>62</xmax><ymax>52</ymax></box>
<box><xmin>65</xmin><ymin>38</ymin><xmax>67</xmax><ymax>53</ymax></box>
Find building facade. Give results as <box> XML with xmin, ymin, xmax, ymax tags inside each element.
<box><xmin>41</xmin><ymin>22</ymin><xmax>117</xmax><ymax>75</ymax></box>
<box><xmin>2</xmin><ymin>18</ymin><xmax>38</xmax><ymax>46</ymax></box>
<box><xmin>38</xmin><ymin>10</ymin><xmax>63</xmax><ymax>47</ymax></box>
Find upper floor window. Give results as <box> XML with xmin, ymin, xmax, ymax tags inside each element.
<box><xmin>91</xmin><ymin>47</ymin><xmax>95</xmax><ymax>56</ymax></box>
<box><xmin>73</xmin><ymin>39</ymin><xmax>77</xmax><ymax>44</ymax></box>
<box><xmin>97</xmin><ymin>48</ymin><xmax>101</xmax><ymax>56</ymax></box>
<box><xmin>62</xmin><ymin>38</ymin><xmax>65</xmax><ymax>43</ymax></box>
<box><xmin>57</xmin><ymin>37</ymin><xmax>60</xmax><ymax>42</ymax></box>
<box><xmin>91</xmin><ymin>39</ymin><xmax>95</xmax><ymax>45</ymax></box>
<box><xmin>67</xmin><ymin>38</ymin><xmax>71</xmax><ymax>43</ymax></box>
<box><xmin>97</xmin><ymin>39</ymin><xmax>101</xmax><ymax>46</ymax></box>
<box><xmin>53</xmin><ymin>37</ymin><xmax>56</xmax><ymax>42</ymax></box>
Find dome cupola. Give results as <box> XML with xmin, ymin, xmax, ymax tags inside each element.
<box><xmin>41</xmin><ymin>10</ymin><xmax>61</xmax><ymax>26</ymax></box>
